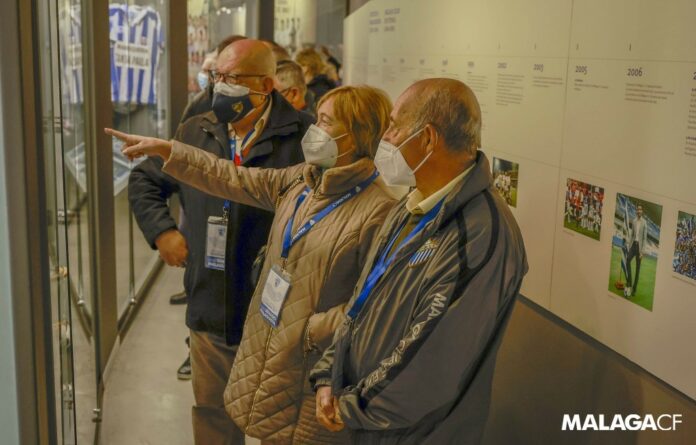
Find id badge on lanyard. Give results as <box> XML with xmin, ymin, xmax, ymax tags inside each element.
<box><xmin>260</xmin><ymin>265</ymin><xmax>291</xmax><ymax>327</ymax></box>
<box><xmin>205</xmin><ymin>215</ymin><xmax>228</xmax><ymax>271</ymax></box>
<box><xmin>204</xmin><ymin>131</ymin><xmax>252</xmax><ymax>271</ymax></box>
<box><xmin>259</xmin><ymin>170</ymin><xmax>380</xmax><ymax>327</ymax></box>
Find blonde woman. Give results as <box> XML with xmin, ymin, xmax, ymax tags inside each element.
<box><xmin>107</xmin><ymin>85</ymin><xmax>397</xmax><ymax>444</ymax></box>
<box><xmin>296</xmin><ymin>48</ymin><xmax>337</xmax><ymax>102</ymax></box>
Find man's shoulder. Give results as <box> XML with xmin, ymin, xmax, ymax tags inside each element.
<box><xmin>265</xmin><ymin>91</ymin><xmax>316</xmax><ymax>137</ymax></box>
<box><xmin>175</xmin><ymin>112</ymin><xmax>225</xmax><ymax>155</ymax></box>
<box><xmin>179</xmin><ymin>111</ymin><xmax>214</xmax><ymax>130</ymax></box>
<box><xmin>180</xmin><ymin>88</ymin><xmax>213</xmax><ymax>123</ymax></box>
<box><xmin>295</xmin><ymin>109</ymin><xmax>316</xmax><ymax>131</ymax></box>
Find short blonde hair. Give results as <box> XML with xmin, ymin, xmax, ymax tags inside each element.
<box><xmin>295</xmin><ymin>48</ymin><xmax>325</xmax><ymax>78</ymax></box>
<box><xmin>317</xmin><ymin>85</ymin><xmax>392</xmax><ymax>159</ymax></box>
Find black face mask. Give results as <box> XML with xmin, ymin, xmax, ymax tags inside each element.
<box><xmin>211</xmin><ymin>83</ymin><xmax>264</xmax><ymax>124</ymax></box>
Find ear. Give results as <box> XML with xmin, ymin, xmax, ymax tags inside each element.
<box><xmin>262</xmin><ymin>76</ymin><xmax>275</xmax><ymax>94</ymax></box>
<box><xmin>422</xmin><ymin>124</ymin><xmax>439</xmax><ymax>153</ymax></box>
<box><xmin>346</xmin><ymin>132</ymin><xmax>357</xmax><ymax>151</ymax></box>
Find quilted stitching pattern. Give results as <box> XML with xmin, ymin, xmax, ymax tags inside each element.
<box><xmin>223</xmin><ymin>179</ymin><xmax>395</xmax><ymax>443</ymax></box>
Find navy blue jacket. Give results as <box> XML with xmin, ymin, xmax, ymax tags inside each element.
<box><xmin>129</xmin><ymin>91</ymin><xmax>311</xmax><ymax>344</ymax></box>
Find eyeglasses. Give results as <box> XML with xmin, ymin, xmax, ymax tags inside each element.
<box><xmin>209</xmin><ymin>71</ymin><xmax>266</xmax><ymax>85</ymax></box>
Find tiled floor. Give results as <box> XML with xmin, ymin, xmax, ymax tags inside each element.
<box><xmin>101</xmin><ymin>266</ymin><xmax>259</xmax><ymax>445</ymax></box>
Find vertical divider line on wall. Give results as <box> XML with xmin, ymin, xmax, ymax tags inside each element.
<box><xmin>80</xmin><ymin>0</ymin><xmax>117</xmax><ymax>422</ymax></box>
<box><xmin>547</xmin><ymin>0</ymin><xmax>577</xmax><ymax>315</ymax></box>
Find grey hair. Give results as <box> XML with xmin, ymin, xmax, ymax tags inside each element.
<box><xmin>275</xmin><ymin>60</ymin><xmax>307</xmax><ymax>93</ymax></box>
<box><xmin>408</xmin><ymin>86</ymin><xmax>481</xmax><ymax>154</ymax></box>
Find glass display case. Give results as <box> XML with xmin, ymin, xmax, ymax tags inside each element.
<box><xmin>31</xmin><ymin>0</ymin><xmax>177</xmax><ymax>442</ymax></box>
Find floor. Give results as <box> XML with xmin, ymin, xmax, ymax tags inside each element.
<box><xmin>101</xmin><ymin>266</ymin><xmax>260</xmax><ymax>445</ymax></box>
<box><xmin>97</xmin><ymin>266</ymin><xmax>696</xmax><ymax>444</ymax></box>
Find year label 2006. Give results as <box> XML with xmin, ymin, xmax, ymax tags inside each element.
<box><xmin>627</xmin><ymin>67</ymin><xmax>643</xmax><ymax>77</ymax></box>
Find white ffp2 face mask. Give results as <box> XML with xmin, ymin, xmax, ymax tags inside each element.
<box><xmin>374</xmin><ymin>128</ymin><xmax>430</xmax><ymax>186</ymax></box>
<box><xmin>301</xmin><ymin>124</ymin><xmax>350</xmax><ymax>168</ymax></box>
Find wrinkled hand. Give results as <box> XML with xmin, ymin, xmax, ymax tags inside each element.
<box><xmin>316</xmin><ymin>386</ymin><xmax>344</xmax><ymax>432</ymax></box>
<box><xmin>155</xmin><ymin>229</ymin><xmax>189</xmax><ymax>267</ymax></box>
<box><xmin>104</xmin><ymin>128</ymin><xmax>172</xmax><ymax>161</ymax></box>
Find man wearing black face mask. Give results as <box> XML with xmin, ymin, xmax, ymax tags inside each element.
<box><xmin>128</xmin><ymin>39</ymin><xmax>311</xmax><ymax>444</ymax></box>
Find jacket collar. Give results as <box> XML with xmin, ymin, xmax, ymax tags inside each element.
<box><xmin>308</xmin><ymin>74</ymin><xmax>334</xmax><ymax>88</ymax></box>
<box><xmin>389</xmin><ymin>151</ymin><xmax>491</xmax><ymax>246</ymax></box>
<box><xmin>198</xmin><ymin>89</ymin><xmax>305</xmax><ymax>162</ymax></box>
<box><xmin>438</xmin><ymin>151</ymin><xmax>492</xmax><ymax>221</ymax></box>
<box><xmin>368</xmin><ymin>151</ymin><xmax>493</xmax><ymax>271</ymax></box>
<box><xmin>303</xmin><ymin>157</ymin><xmax>377</xmax><ymax>197</ymax></box>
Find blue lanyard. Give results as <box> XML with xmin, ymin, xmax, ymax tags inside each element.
<box><xmin>223</xmin><ymin>129</ymin><xmax>256</xmax><ymax>214</ymax></box>
<box><xmin>281</xmin><ymin>170</ymin><xmax>380</xmax><ymax>259</ymax></box>
<box><xmin>347</xmin><ymin>199</ymin><xmax>444</xmax><ymax>320</ymax></box>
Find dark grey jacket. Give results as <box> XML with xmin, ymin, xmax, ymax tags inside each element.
<box><xmin>129</xmin><ymin>90</ymin><xmax>311</xmax><ymax>344</ymax></box>
<box><xmin>310</xmin><ymin>151</ymin><xmax>528</xmax><ymax>444</ymax></box>
<box><xmin>180</xmin><ymin>85</ymin><xmax>213</xmax><ymax>124</ymax></box>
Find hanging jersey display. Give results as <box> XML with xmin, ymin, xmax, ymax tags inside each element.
<box><xmin>109</xmin><ymin>4</ymin><xmax>164</xmax><ymax>105</ymax></box>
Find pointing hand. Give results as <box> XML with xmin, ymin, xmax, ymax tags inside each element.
<box><xmin>105</xmin><ymin>128</ymin><xmax>173</xmax><ymax>161</ymax></box>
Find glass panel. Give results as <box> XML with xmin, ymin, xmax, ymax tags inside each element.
<box><xmin>273</xmin><ymin>0</ymin><xmax>345</xmax><ymax>65</ymax></box>
<box><xmin>187</xmin><ymin>0</ymin><xmax>212</xmax><ymax>100</ymax></box>
<box><xmin>209</xmin><ymin>0</ymin><xmax>247</xmax><ymax>47</ymax></box>
<box><xmin>108</xmin><ymin>0</ymin><xmax>168</xmax><ymax>317</ymax></box>
<box><xmin>37</xmin><ymin>1</ymin><xmax>73</xmax><ymax>442</ymax></box>
<box><xmin>55</xmin><ymin>0</ymin><xmax>99</xmax><ymax>442</ymax></box>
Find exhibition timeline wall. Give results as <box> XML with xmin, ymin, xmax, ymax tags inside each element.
<box><xmin>344</xmin><ymin>0</ymin><xmax>696</xmax><ymax>400</ymax></box>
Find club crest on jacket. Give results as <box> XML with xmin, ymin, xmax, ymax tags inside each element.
<box><xmin>408</xmin><ymin>238</ymin><xmax>439</xmax><ymax>267</ymax></box>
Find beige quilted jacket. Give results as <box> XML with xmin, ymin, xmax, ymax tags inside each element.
<box><xmin>163</xmin><ymin>141</ymin><xmax>398</xmax><ymax>444</ymax></box>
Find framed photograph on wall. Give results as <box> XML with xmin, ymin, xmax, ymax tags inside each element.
<box><xmin>673</xmin><ymin>211</ymin><xmax>696</xmax><ymax>282</ymax></box>
<box><xmin>563</xmin><ymin>178</ymin><xmax>604</xmax><ymax>240</ymax></box>
<box><xmin>608</xmin><ymin>193</ymin><xmax>663</xmax><ymax>311</ymax></box>
<box><xmin>492</xmin><ymin>157</ymin><xmax>519</xmax><ymax>208</ymax></box>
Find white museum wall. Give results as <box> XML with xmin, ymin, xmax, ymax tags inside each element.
<box><xmin>344</xmin><ymin>0</ymin><xmax>696</xmax><ymax>399</ymax></box>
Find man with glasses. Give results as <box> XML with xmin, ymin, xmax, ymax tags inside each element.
<box><xmin>129</xmin><ymin>39</ymin><xmax>311</xmax><ymax>444</ymax></box>
<box><xmin>179</xmin><ymin>35</ymin><xmax>247</xmax><ymax>125</ymax></box>
<box><xmin>167</xmin><ymin>34</ymin><xmax>247</xmax><ymax>382</ymax></box>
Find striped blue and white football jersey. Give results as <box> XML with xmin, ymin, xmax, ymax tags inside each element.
<box><xmin>109</xmin><ymin>4</ymin><xmax>163</xmax><ymax>105</ymax></box>
<box><xmin>59</xmin><ymin>4</ymin><xmax>84</xmax><ymax>104</ymax></box>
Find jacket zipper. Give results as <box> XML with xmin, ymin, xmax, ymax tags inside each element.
<box><xmin>202</xmin><ymin>127</ymin><xmax>228</xmax><ymax>157</ymax></box>
<box><xmin>352</xmin><ymin>218</ymin><xmax>432</xmax><ymax>331</ymax></box>
<box><xmin>246</xmin><ymin>195</ymin><xmax>316</xmax><ymax>437</ymax></box>
<box><xmin>288</xmin><ymin>317</ymin><xmax>314</xmax><ymax>445</ymax></box>
<box><xmin>246</xmin><ymin>327</ymin><xmax>274</xmax><ymax>433</ymax></box>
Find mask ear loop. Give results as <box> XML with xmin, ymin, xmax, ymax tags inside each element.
<box><xmin>396</xmin><ymin>127</ymin><xmax>425</xmax><ymax>151</ymax></box>
<box><xmin>335</xmin><ymin>147</ymin><xmax>355</xmax><ymax>160</ymax></box>
<box><xmin>333</xmin><ymin>133</ymin><xmax>355</xmax><ymax>161</ymax></box>
<box><xmin>308</xmin><ymin>132</ymin><xmax>354</xmax><ymax>165</ymax></box>
<box><xmin>412</xmin><ymin>149</ymin><xmax>432</xmax><ymax>174</ymax></box>
<box><xmin>399</xmin><ymin>127</ymin><xmax>430</xmax><ymax>173</ymax></box>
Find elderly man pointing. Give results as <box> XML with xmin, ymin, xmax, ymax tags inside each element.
<box><xmin>310</xmin><ymin>78</ymin><xmax>528</xmax><ymax>444</ymax></box>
